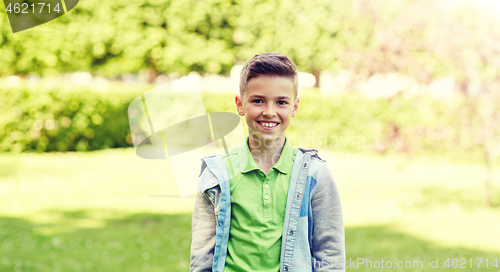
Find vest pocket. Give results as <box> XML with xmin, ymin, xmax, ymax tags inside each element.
<box><xmin>203</xmin><ymin>185</ymin><xmax>221</xmax><ymax>217</ymax></box>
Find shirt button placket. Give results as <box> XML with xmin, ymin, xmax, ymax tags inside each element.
<box><xmin>263</xmin><ymin>173</ymin><xmax>271</xmax><ymax>217</ymax></box>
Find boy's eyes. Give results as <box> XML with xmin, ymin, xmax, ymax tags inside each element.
<box><xmin>251</xmin><ymin>99</ymin><xmax>288</xmax><ymax>105</ymax></box>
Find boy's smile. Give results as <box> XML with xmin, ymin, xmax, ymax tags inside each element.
<box><xmin>236</xmin><ymin>76</ymin><xmax>299</xmax><ymax>146</ymax></box>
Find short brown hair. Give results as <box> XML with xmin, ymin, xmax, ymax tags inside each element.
<box><xmin>239</xmin><ymin>52</ymin><xmax>298</xmax><ymax>97</ymax></box>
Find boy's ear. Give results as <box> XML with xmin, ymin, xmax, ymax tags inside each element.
<box><xmin>235</xmin><ymin>95</ymin><xmax>244</xmax><ymax>116</ymax></box>
<box><xmin>291</xmin><ymin>97</ymin><xmax>300</xmax><ymax>117</ymax></box>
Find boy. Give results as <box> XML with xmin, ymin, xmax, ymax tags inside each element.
<box><xmin>190</xmin><ymin>52</ymin><xmax>345</xmax><ymax>272</ymax></box>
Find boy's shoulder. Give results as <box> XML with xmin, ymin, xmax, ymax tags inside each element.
<box><xmin>297</xmin><ymin>147</ymin><xmax>326</xmax><ymax>163</ymax></box>
<box><xmin>197</xmin><ymin>144</ymin><xmax>242</xmax><ymax>177</ymax></box>
<box><xmin>198</xmin><ymin>145</ymin><xmax>328</xmax><ymax>178</ymax></box>
<box><xmin>296</xmin><ymin>147</ymin><xmax>332</xmax><ymax>183</ymax></box>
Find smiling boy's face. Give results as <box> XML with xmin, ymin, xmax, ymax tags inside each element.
<box><xmin>235</xmin><ymin>75</ymin><xmax>299</xmax><ymax>145</ymax></box>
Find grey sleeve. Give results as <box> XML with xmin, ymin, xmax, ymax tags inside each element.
<box><xmin>190</xmin><ymin>171</ymin><xmax>217</xmax><ymax>272</ymax></box>
<box><xmin>311</xmin><ymin>166</ymin><xmax>345</xmax><ymax>271</ymax></box>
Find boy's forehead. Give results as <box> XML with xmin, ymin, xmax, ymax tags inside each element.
<box><xmin>246</xmin><ymin>75</ymin><xmax>295</xmax><ymax>96</ymax></box>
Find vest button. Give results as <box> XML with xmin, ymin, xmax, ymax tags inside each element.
<box><xmin>289</xmin><ymin>230</ymin><xmax>294</xmax><ymax>235</ymax></box>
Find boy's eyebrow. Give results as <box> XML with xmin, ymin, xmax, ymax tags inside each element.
<box><xmin>248</xmin><ymin>95</ymin><xmax>291</xmax><ymax>100</ymax></box>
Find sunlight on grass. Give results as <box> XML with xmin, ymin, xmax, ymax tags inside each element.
<box><xmin>1</xmin><ymin>148</ymin><xmax>500</xmax><ymax>271</ymax></box>
<box><xmin>329</xmin><ymin>152</ymin><xmax>500</xmax><ymax>254</ymax></box>
<box><xmin>0</xmin><ymin>148</ymin><xmax>196</xmax><ymax>218</ymax></box>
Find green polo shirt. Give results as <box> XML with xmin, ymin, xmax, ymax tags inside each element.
<box><xmin>222</xmin><ymin>137</ymin><xmax>298</xmax><ymax>272</ymax></box>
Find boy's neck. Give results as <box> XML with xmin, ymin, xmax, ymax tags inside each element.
<box><xmin>247</xmin><ymin>135</ymin><xmax>286</xmax><ymax>175</ymax></box>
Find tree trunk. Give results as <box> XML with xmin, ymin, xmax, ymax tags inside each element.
<box><xmin>312</xmin><ymin>69</ymin><xmax>320</xmax><ymax>88</ymax></box>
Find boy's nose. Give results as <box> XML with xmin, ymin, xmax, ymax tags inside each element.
<box><xmin>263</xmin><ymin>105</ymin><xmax>276</xmax><ymax>117</ymax></box>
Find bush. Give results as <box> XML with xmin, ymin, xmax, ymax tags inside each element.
<box><xmin>0</xmin><ymin>86</ymin><xmax>483</xmax><ymax>159</ymax></box>
<box><xmin>0</xmin><ymin>86</ymin><xmax>142</xmax><ymax>152</ymax></box>
<box><xmin>200</xmin><ymin>91</ymin><xmax>474</xmax><ymax>158</ymax></box>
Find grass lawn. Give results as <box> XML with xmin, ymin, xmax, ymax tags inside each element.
<box><xmin>0</xmin><ymin>147</ymin><xmax>499</xmax><ymax>271</ymax></box>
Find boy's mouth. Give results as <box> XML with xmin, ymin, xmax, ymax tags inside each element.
<box><xmin>256</xmin><ymin>121</ymin><xmax>279</xmax><ymax>129</ymax></box>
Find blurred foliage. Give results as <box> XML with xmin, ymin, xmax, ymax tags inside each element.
<box><xmin>1</xmin><ymin>0</ymin><xmax>500</xmax><ymax>159</ymax></box>
<box><xmin>201</xmin><ymin>91</ymin><xmax>488</xmax><ymax>159</ymax></box>
<box><xmin>0</xmin><ymin>86</ymin><xmax>142</xmax><ymax>152</ymax></box>
<box><xmin>0</xmin><ymin>86</ymin><xmax>492</xmax><ymax>160</ymax></box>
<box><xmin>329</xmin><ymin>0</ymin><xmax>500</xmax><ymax>94</ymax></box>
<box><xmin>0</xmin><ymin>0</ymin><xmax>238</xmax><ymax>76</ymax></box>
<box><xmin>1</xmin><ymin>0</ymin><xmax>499</xmax><ymax>92</ymax></box>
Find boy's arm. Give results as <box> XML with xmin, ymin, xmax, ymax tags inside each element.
<box><xmin>311</xmin><ymin>166</ymin><xmax>345</xmax><ymax>271</ymax></box>
<box><xmin>190</xmin><ymin>169</ymin><xmax>217</xmax><ymax>272</ymax></box>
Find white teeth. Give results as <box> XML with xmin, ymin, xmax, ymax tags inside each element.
<box><xmin>260</xmin><ymin>122</ymin><xmax>277</xmax><ymax>127</ymax></box>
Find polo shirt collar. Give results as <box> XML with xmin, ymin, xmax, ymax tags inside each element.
<box><xmin>238</xmin><ymin>137</ymin><xmax>294</xmax><ymax>174</ymax></box>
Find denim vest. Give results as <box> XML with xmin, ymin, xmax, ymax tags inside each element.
<box><xmin>198</xmin><ymin>147</ymin><xmax>344</xmax><ymax>272</ymax></box>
